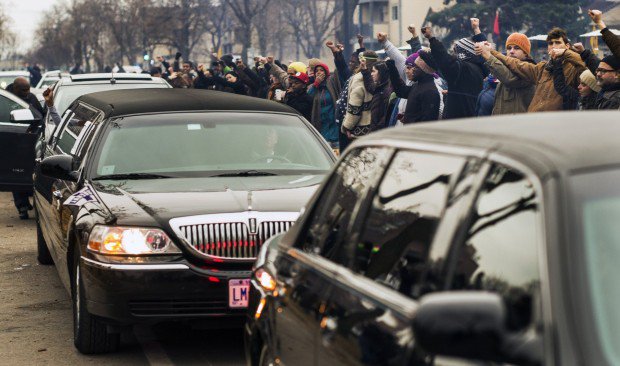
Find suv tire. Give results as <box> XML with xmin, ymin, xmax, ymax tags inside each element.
<box><xmin>72</xmin><ymin>250</ymin><xmax>120</xmax><ymax>354</ymax></box>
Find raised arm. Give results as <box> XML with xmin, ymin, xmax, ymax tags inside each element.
<box><xmin>590</xmin><ymin>9</ymin><xmax>620</xmax><ymax>59</ymax></box>
<box><xmin>326</xmin><ymin>41</ymin><xmax>351</xmax><ymax>82</ymax></box>
<box><xmin>549</xmin><ymin>58</ymin><xmax>579</xmax><ymax>110</ymax></box>
<box><xmin>385</xmin><ymin>59</ymin><xmax>411</xmax><ymax>98</ymax></box>
<box><xmin>490</xmin><ymin>49</ymin><xmax>541</xmax><ymax>84</ymax></box>
<box><xmin>406</xmin><ymin>25</ymin><xmax>422</xmax><ymax>53</ymax></box>
<box><xmin>477</xmin><ymin>42</ymin><xmax>531</xmax><ymax>88</ymax></box>
<box><xmin>378</xmin><ymin>33</ymin><xmax>407</xmax><ymax>81</ymax></box>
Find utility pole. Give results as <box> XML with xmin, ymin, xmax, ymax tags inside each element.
<box><xmin>343</xmin><ymin>0</ymin><xmax>353</xmax><ymax>57</ymax></box>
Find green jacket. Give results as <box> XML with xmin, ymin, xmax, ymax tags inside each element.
<box><xmin>485</xmin><ymin>54</ymin><xmax>536</xmax><ymax>115</ymax></box>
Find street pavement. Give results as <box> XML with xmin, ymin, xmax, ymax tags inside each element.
<box><xmin>0</xmin><ymin>192</ymin><xmax>246</xmax><ymax>365</ymax></box>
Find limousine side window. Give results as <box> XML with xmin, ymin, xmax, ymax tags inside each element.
<box><xmin>350</xmin><ymin>150</ymin><xmax>465</xmax><ymax>298</ymax></box>
<box><xmin>55</xmin><ymin>105</ymin><xmax>98</xmax><ymax>155</ymax></box>
<box><xmin>450</xmin><ymin>164</ymin><xmax>542</xmax><ymax>331</ymax></box>
<box><xmin>300</xmin><ymin>147</ymin><xmax>390</xmax><ymax>260</ymax></box>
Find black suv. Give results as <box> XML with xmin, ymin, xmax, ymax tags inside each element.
<box><xmin>245</xmin><ymin>111</ymin><xmax>620</xmax><ymax>366</ymax></box>
<box><xmin>30</xmin><ymin>89</ymin><xmax>335</xmax><ymax>354</ymax></box>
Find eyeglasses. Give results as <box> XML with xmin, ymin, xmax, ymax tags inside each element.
<box><xmin>596</xmin><ymin>68</ymin><xmax>617</xmax><ymax>74</ymax></box>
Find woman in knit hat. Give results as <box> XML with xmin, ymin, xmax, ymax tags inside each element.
<box><xmin>307</xmin><ymin>62</ymin><xmax>342</xmax><ymax>148</ymax></box>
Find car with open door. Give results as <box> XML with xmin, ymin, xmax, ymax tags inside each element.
<box><xmin>0</xmin><ymin>88</ymin><xmax>42</xmax><ymax>193</ymax></box>
<box><xmin>32</xmin><ymin>88</ymin><xmax>336</xmax><ymax>354</ymax></box>
<box><xmin>245</xmin><ymin>111</ymin><xmax>620</xmax><ymax>366</ymax></box>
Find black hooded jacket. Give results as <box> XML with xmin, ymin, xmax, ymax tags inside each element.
<box><xmin>386</xmin><ymin>60</ymin><xmax>440</xmax><ymax>123</ymax></box>
<box><xmin>429</xmin><ymin>36</ymin><xmax>487</xmax><ymax>119</ymax></box>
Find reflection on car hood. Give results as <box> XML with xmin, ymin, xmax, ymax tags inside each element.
<box><xmin>91</xmin><ymin>175</ymin><xmax>324</xmax><ymax>226</ymax></box>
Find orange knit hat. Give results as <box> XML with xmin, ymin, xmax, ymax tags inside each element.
<box><xmin>506</xmin><ymin>33</ymin><xmax>531</xmax><ymax>56</ymax></box>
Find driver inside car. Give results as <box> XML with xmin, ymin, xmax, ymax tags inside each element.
<box><xmin>251</xmin><ymin>128</ymin><xmax>289</xmax><ymax>164</ymax></box>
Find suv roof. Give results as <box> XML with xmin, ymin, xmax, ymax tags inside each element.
<box><xmin>76</xmin><ymin>88</ymin><xmax>298</xmax><ymax>118</ymax></box>
<box><xmin>66</xmin><ymin>73</ymin><xmax>155</xmax><ymax>83</ymax></box>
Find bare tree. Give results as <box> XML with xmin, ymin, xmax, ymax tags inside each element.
<box><xmin>283</xmin><ymin>0</ymin><xmax>343</xmax><ymax>59</ymax></box>
<box><xmin>224</xmin><ymin>0</ymin><xmax>272</xmax><ymax>61</ymax></box>
<box><xmin>205</xmin><ymin>1</ymin><xmax>235</xmax><ymax>56</ymax></box>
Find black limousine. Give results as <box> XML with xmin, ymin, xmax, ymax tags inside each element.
<box><xmin>245</xmin><ymin>111</ymin><xmax>620</xmax><ymax>366</ymax></box>
<box><xmin>29</xmin><ymin>89</ymin><xmax>335</xmax><ymax>353</ymax></box>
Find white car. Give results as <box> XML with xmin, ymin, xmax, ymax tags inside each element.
<box><xmin>0</xmin><ymin>70</ymin><xmax>30</xmax><ymax>89</ymax></box>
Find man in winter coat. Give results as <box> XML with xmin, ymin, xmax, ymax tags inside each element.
<box><xmin>386</xmin><ymin>51</ymin><xmax>440</xmax><ymax>123</ymax></box>
<box><xmin>307</xmin><ymin>62</ymin><xmax>341</xmax><ymax>148</ymax></box>
<box><xmin>341</xmin><ymin>51</ymin><xmax>379</xmax><ymax>138</ymax></box>
<box><xmin>422</xmin><ymin>25</ymin><xmax>487</xmax><ymax>119</ymax></box>
<box><xmin>7</xmin><ymin>77</ymin><xmax>45</xmax><ymax>219</ymax></box>
<box><xmin>478</xmin><ymin>33</ymin><xmax>536</xmax><ymax>115</ymax></box>
<box><xmin>284</xmin><ymin>72</ymin><xmax>313</xmax><ymax>121</ymax></box>
<box><xmin>479</xmin><ymin>28</ymin><xmax>586</xmax><ymax>112</ymax></box>
<box><xmin>594</xmin><ymin>55</ymin><xmax>620</xmax><ymax>110</ymax></box>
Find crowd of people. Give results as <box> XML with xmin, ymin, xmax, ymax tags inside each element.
<box><xmin>140</xmin><ymin>9</ymin><xmax>619</xmax><ymax>153</ymax></box>
<box><xmin>21</xmin><ymin>10</ymin><xmax>620</xmax><ymax>156</ymax></box>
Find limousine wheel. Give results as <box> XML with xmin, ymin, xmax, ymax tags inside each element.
<box><xmin>35</xmin><ymin>212</ymin><xmax>53</xmax><ymax>265</ymax></box>
<box><xmin>72</xmin><ymin>251</ymin><xmax>119</xmax><ymax>354</ymax></box>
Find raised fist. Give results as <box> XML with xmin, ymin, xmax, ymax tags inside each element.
<box><xmin>325</xmin><ymin>40</ymin><xmax>340</xmax><ymax>53</ymax></box>
<box><xmin>471</xmin><ymin>18</ymin><xmax>480</xmax><ymax>30</ymax></box>
<box><xmin>588</xmin><ymin>9</ymin><xmax>603</xmax><ymax>25</ymax></box>
<box><xmin>377</xmin><ymin>32</ymin><xmax>388</xmax><ymax>43</ymax></box>
<box><xmin>571</xmin><ymin>42</ymin><xmax>585</xmax><ymax>54</ymax></box>
<box><xmin>407</xmin><ymin>24</ymin><xmax>417</xmax><ymax>37</ymax></box>
<box><xmin>356</xmin><ymin>34</ymin><xmax>364</xmax><ymax>47</ymax></box>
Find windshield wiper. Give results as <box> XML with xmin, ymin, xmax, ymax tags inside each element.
<box><xmin>93</xmin><ymin>173</ymin><xmax>175</xmax><ymax>180</ymax></box>
<box><xmin>212</xmin><ymin>170</ymin><xmax>279</xmax><ymax>177</ymax></box>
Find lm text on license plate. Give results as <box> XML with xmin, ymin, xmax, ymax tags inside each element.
<box><xmin>229</xmin><ymin>279</ymin><xmax>250</xmax><ymax>308</ymax></box>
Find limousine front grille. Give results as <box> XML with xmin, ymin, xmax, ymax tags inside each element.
<box><xmin>170</xmin><ymin>212</ymin><xmax>299</xmax><ymax>261</ymax></box>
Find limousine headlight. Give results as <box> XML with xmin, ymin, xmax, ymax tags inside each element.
<box><xmin>87</xmin><ymin>225</ymin><xmax>182</xmax><ymax>255</ymax></box>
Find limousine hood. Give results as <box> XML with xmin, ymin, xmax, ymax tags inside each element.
<box><xmin>90</xmin><ymin>175</ymin><xmax>324</xmax><ymax>227</ymax></box>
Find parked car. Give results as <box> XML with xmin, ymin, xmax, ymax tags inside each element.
<box><xmin>0</xmin><ymin>88</ymin><xmax>41</xmax><ymax>192</ymax></box>
<box><xmin>0</xmin><ymin>70</ymin><xmax>30</xmax><ymax>89</ymax></box>
<box><xmin>29</xmin><ymin>89</ymin><xmax>335</xmax><ymax>354</ymax></box>
<box><xmin>244</xmin><ymin>111</ymin><xmax>620</xmax><ymax>366</ymax></box>
<box><xmin>35</xmin><ymin>70</ymin><xmax>69</xmax><ymax>89</ymax></box>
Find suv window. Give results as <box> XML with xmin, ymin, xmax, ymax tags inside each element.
<box><xmin>0</xmin><ymin>95</ymin><xmax>24</xmax><ymax>122</ymax></box>
<box><xmin>350</xmin><ymin>150</ymin><xmax>465</xmax><ymax>298</ymax></box>
<box><xmin>299</xmin><ymin>147</ymin><xmax>390</xmax><ymax>261</ymax></box>
<box><xmin>450</xmin><ymin>164</ymin><xmax>541</xmax><ymax>330</ymax></box>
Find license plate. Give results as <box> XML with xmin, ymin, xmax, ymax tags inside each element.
<box><xmin>229</xmin><ymin>279</ymin><xmax>250</xmax><ymax>308</ymax></box>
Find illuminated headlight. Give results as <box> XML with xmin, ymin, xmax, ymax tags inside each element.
<box><xmin>87</xmin><ymin>225</ymin><xmax>181</xmax><ymax>255</ymax></box>
<box><xmin>255</xmin><ymin>268</ymin><xmax>277</xmax><ymax>292</ymax></box>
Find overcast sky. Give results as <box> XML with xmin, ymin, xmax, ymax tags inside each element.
<box><xmin>4</xmin><ymin>0</ymin><xmax>60</xmax><ymax>52</ymax></box>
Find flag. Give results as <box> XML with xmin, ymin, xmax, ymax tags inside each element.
<box><xmin>493</xmin><ymin>9</ymin><xmax>500</xmax><ymax>37</ymax></box>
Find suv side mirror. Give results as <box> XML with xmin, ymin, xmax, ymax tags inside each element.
<box><xmin>10</xmin><ymin>109</ymin><xmax>37</xmax><ymax>123</ymax></box>
<box><xmin>40</xmin><ymin>155</ymin><xmax>78</xmax><ymax>182</ymax></box>
<box><xmin>413</xmin><ymin>292</ymin><xmax>541</xmax><ymax>365</ymax></box>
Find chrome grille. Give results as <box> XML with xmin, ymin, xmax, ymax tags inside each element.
<box><xmin>170</xmin><ymin>212</ymin><xmax>299</xmax><ymax>261</ymax></box>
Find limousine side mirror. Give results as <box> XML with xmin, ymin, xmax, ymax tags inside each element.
<box><xmin>413</xmin><ymin>292</ymin><xmax>540</xmax><ymax>365</ymax></box>
<box><xmin>40</xmin><ymin>155</ymin><xmax>78</xmax><ymax>182</ymax></box>
<box><xmin>10</xmin><ymin>109</ymin><xmax>38</xmax><ymax>123</ymax></box>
